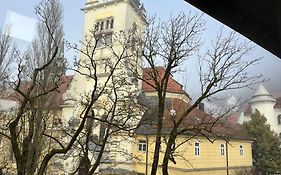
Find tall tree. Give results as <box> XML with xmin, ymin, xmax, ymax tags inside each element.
<box><xmin>0</xmin><ymin>1</ymin><xmax>143</xmax><ymax>174</ymax></box>
<box><xmin>135</xmin><ymin>13</ymin><xmax>262</xmax><ymax>175</ymax></box>
<box><xmin>243</xmin><ymin>110</ymin><xmax>281</xmax><ymax>174</ymax></box>
<box><xmin>0</xmin><ymin>0</ymin><xmax>66</xmax><ymax>174</ymax></box>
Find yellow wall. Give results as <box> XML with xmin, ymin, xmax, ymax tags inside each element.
<box><xmin>133</xmin><ymin>135</ymin><xmax>252</xmax><ymax>175</ymax></box>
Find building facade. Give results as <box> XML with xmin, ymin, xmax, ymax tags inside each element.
<box><xmin>134</xmin><ymin>135</ymin><xmax>252</xmax><ymax>175</ymax></box>
<box><xmin>134</xmin><ymin>97</ymin><xmax>253</xmax><ymax>175</ymax></box>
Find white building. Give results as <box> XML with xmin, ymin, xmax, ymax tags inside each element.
<box><xmin>238</xmin><ymin>84</ymin><xmax>281</xmax><ymax>138</ymax></box>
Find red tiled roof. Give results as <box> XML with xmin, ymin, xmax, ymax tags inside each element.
<box><xmin>7</xmin><ymin>75</ymin><xmax>73</xmax><ymax>109</ymax></box>
<box><xmin>224</xmin><ymin>112</ymin><xmax>241</xmax><ymax>124</ymax></box>
<box><xmin>142</xmin><ymin>67</ymin><xmax>188</xmax><ymax>95</ymax></box>
<box><xmin>162</xmin><ymin>98</ymin><xmax>213</xmax><ymax>128</ymax></box>
<box><xmin>5</xmin><ymin>67</ymin><xmax>189</xmax><ymax>108</ymax></box>
<box><xmin>137</xmin><ymin>99</ymin><xmax>251</xmax><ymax>140</ymax></box>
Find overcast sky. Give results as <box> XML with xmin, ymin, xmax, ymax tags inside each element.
<box><xmin>1</xmin><ymin>0</ymin><xmax>281</xmax><ymax>100</ymax></box>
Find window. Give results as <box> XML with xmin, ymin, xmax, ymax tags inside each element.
<box><xmin>96</xmin><ymin>33</ymin><xmax>113</xmax><ymax>48</ymax></box>
<box><xmin>220</xmin><ymin>144</ymin><xmax>225</xmax><ymax>156</ymax></box>
<box><xmin>137</xmin><ymin>173</ymin><xmax>145</xmax><ymax>175</ymax></box>
<box><xmin>106</xmin><ymin>19</ymin><xmax>110</xmax><ymax>29</ymax></box>
<box><xmin>240</xmin><ymin>145</ymin><xmax>244</xmax><ymax>156</ymax></box>
<box><xmin>100</xmin><ymin>21</ymin><xmax>104</xmax><ymax>30</ymax></box>
<box><xmin>195</xmin><ymin>142</ymin><xmax>200</xmax><ymax>156</ymax></box>
<box><xmin>138</xmin><ymin>140</ymin><xmax>147</xmax><ymax>152</ymax></box>
<box><xmin>110</xmin><ymin>18</ymin><xmax>114</xmax><ymax>29</ymax></box>
<box><xmin>279</xmin><ymin>133</ymin><xmax>281</xmax><ymax>140</ymax></box>
<box><xmin>104</xmin><ymin>33</ymin><xmax>113</xmax><ymax>45</ymax></box>
<box><xmin>95</xmin><ymin>21</ymin><xmax>100</xmax><ymax>31</ymax></box>
<box><xmin>95</xmin><ymin>17</ymin><xmax>114</xmax><ymax>32</ymax></box>
<box><xmin>278</xmin><ymin>115</ymin><xmax>281</xmax><ymax>124</ymax></box>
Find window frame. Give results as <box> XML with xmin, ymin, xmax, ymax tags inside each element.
<box><xmin>106</xmin><ymin>19</ymin><xmax>110</xmax><ymax>29</ymax></box>
<box><xmin>110</xmin><ymin>18</ymin><xmax>114</xmax><ymax>29</ymax></box>
<box><xmin>100</xmin><ymin>21</ymin><xmax>104</xmax><ymax>30</ymax></box>
<box><xmin>239</xmin><ymin>144</ymin><xmax>244</xmax><ymax>156</ymax></box>
<box><xmin>138</xmin><ymin>140</ymin><xmax>147</xmax><ymax>152</ymax></box>
<box><xmin>220</xmin><ymin>144</ymin><xmax>225</xmax><ymax>156</ymax></box>
<box><xmin>95</xmin><ymin>17</ymin><xmax>114</xmax><ymax>32</ymax></box>
<box><xmin>95</xmin><ymin>32</ymin><xmax>113</xmax><ymax>48</ymax></box>
<box><xmin>194</xmin><ymin>142</ymin><xmax>200</xmax><ymax>156</ymax></box>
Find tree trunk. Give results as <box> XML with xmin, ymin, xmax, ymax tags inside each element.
<box><xmin>78</xmin><ymin>156</ymin><xmax>91</xmax><ymax>175</ymax></box>
<box><xmin>162</xmin><ymin>129</ymin><xmax>177</xmax><ymax>175</ymax></box>
<box><xmin>150</xmin><ymin>97</ymin><xmax>165</xmax><ymax>175</ymax></box>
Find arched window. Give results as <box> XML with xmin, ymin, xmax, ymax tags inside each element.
<box><xmin>278</xmin><ymin>115</ymin><xmax>281</xmax><ymax>125</ymax></box>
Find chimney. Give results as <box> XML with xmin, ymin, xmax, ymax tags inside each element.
<box><xmin>198</xmin><ymin>103</ymin><xmax>204</xmax><ymax>112</ymax></box>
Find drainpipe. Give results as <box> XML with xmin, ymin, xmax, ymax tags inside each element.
<box><xmin>226</xmin><ymin>140</ymin><xmax>229</xmax><ymax>175</ymax></box>
<box><xmin>145</xmin><ymin>135</ymin><xmax>148</xmax><ymax>175</ymax></box>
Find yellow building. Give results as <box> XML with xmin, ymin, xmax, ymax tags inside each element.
<box><xmin>133</xmin><ymin>97</ymin><xmax>253</xmax><ymax>175</ymax></box>
<box><xmin>134</xmin><ymin>135</ymin><xmax>252</xmax><ymax>175</ymax></box>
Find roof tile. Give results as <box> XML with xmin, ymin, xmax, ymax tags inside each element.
<box><xmin>142</xmin><ymin>67</ymin><xmax>188</xmax><ymax>95</ymax></box>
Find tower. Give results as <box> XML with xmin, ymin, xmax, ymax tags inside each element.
<box><xmin>238</xmin><ymin>84</ymin><xmax>281</xmax><ymax>135</ymax></box>
<box><xmin>61</xmin><ymin>0</ymin><xmax>147</xmax><ymax>173</ymax></box>
<box><xmin>249</xmin><ymin>84</ymin><xmax>276</xmax><ymax>126</ymax></box>
<box><xmin>63</xmin><ymin>0</ymin><xmax>146</xmax><ymax>105</ymax></box>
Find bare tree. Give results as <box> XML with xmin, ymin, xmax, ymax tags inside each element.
<box><xmin>0</xmin><ymin>2</ymin><xmax>262</xmax><ymax>175</ymax></box>
<box><xmin>62</xmin><ymin>25</ymin><xmax>144</xmax><ymax>175</ymax></box>
<box><xmin>135</xmin><ymin>13</ymin><xmax>262</xmax><ymax>175</ymax></box>
<box><xmin>0</xmin><ymin>28</ymin><xmax>15</xmax><ymax>94</ymax></box>
<box><xmin>135</xmin><ymin>13</ymin><xmax>204</xmax><ymax>175</ymax></box>
<box><xmin>0</xmin><ymin>0</ymin><xmax>67</xmax><ymax>174</ymax></box>
<box><xmin>0</xmin><ymin>0</ymin><xmax>143</xmax><ymax>174</ymax></box>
